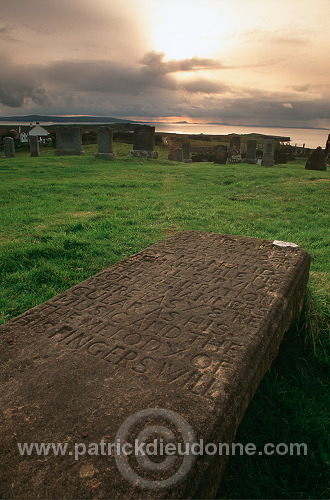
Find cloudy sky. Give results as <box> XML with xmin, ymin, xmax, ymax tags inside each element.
<box><xmin>0</xmin><ymin>0</ymin><xmax>329</xmax><ymax>127</ymax></box>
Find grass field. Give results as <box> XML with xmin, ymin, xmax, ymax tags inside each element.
<box><xmin>0</xmin><ymin>146</ymin><xmax>329</xmax><ymax>498</ymax></box>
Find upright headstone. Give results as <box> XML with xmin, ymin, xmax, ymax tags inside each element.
<box><xmin>305</xmin><ymin>146</ymin><xmax>327</xmax><ymax>171</ymax></box>
<box><xmin>29</xmin><ymin>135</ymin><xmax>40</xmax><ymax>157</ymax></box>
<box><xmin>130</xmin><ymin>125</ymin><xmax>158</xmax><ymax>159</ymax></box>
<box><xmin>245</xmin><ymin>140</ymin><xmax>257</xmax><ymax>164</ymax></box>
<box><xmin>325</xmin><ymin>134</ymin><xmax>330</xmax><ymax>156</ymax></box>
<box><xmin>228</xmin><ymin>135</ymin><xmax>241</xmax><ymax>163</ymax></box>
<box><xmin>173</xmin><ymin>147</ymin><xmax>183</xmax><ymax>162</ymax></box>
<box><xmin>95</xmin><ymin>127</ymin><xmax>115</xmax><ymax>160</ymax></box>
<box><xmin>54</xmin><ymin>127</ymin><xmax>84</xmax><ymax>156</ymax></box>
<box><xmin>182</xmin><ymin>142</ymin><xmax>192</xmax><ymax>163</ymax></box>
<box><xmin>261</xmin><ymin>139</ymin><xmax>275</xmax><ymax>167</ymax></box>
<box><xmin>0</xmin><ymin>232</ymin><xmax>310</xmax><ymax>499</ymax></box>
<box><xmin>3</xmin><ymin>137</ymin><xmax>15</xmax><ymax>158</ymax></box>
<box><xmin>213</xmin><ymin>145</ymin><xmax>228</xmax><ymax>164</ymax></box>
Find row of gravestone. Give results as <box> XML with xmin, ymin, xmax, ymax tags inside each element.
<box><xmin>2</xmin><ymin>125</ymin><xmax>158</xmax><ymax>160</ymax></box>
<box><xmin>2</xmin><ymin>128</ymin><xmax>328</xmax><ymax>170</ymax></box>
<box><xmin>172</xmin><ymin>139</ymin><xmax>276</xmax><ymax>166</ymax></box>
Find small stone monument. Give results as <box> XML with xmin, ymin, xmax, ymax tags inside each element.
<box><xmin>29</xmin><ymin>135</ymin><xmax>40</xmax><ymax>157</ymax></box>
<box><xmin>0</xmin><ymin>232</ymin><xmax>310</xmax><ymax>499</ymax></box>
<box><xmin>95</xmin><ymin>126</ymin><xmax>115</xmax><ymax>160</ymax></box>
<box><xmin>130</xmin><ymin>125</ymin><xmax>158</xmax><ymax>159</ymax></box>
<box><xmin>325</xmin><ymin>134</ymin><xmax>330</xmax><ymax>157</ymax></box>
<box><xmin>228</xmin><ymin>135</ymin><xmax>242</xmax><ymax>163</ymax></box>
<box><xmin>173</xmin><ymin>147</ymin><xmax>183</xmax><ymax>162</ymax></box>
<box><xmin>182</xmin><ymin>142</ymin><xmax>192</xmax><ymax>163</ymax></box>
<box><xmin>213</xmin><ymin>145</ymin><xmax>228</xmax><ymax>164</ymax></box>
<box><xmin>245</xmin><ymin>140</ymin><xmax>257</xmax><ymax>164</ymax></box>
<box><xmin>261</xmin><ymin>139</ymin><xmax>276</xmax><ymax>167</ymax></box>
<box><xmin>54</xmin><ymin>126</ymin><xmax>84</xmax><ymax>156</ymax></box>
<box><xmin>3</xmin><ymin>137</ymin><xmax>15</xmax><ymax>158</ymax></box>
<box><xmin>305</xmin><ymin>146</ymin><xmax>327</xmax><ymax>171</ymax></box>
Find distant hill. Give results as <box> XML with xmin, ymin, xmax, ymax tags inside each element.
<box><xmin>0</xmin><ymin>115</ymin><xmax>137</xmax><ymax>123</ymax></box>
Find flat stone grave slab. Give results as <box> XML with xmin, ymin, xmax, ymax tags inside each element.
<box><xmin>0</xmin><ymin>232</ymin><xmax>310</xmax><ymax>499</ymax></box>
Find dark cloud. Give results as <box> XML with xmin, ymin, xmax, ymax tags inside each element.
<box><xmin>140</xmin><ymin>51</ymin><xmax>223</xmax><ymax>73</ymax></box>
<box><xmin>0</xmin><ymin>53</ymin><xmax>50</xmax><ymax>107</ymax></box>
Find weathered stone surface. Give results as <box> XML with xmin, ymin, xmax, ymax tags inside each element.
<box><xmin>29</xmin><ymin>135</ymin><xmax>40</xmax><ymax>157</ymax></box>
<box><xmin>133</xmin><ymin>125</ymin><xmax>155</xmax><ymax>150</ymax></box>
<box><xmin>213</xmin><ymin>145</ymin><xmax>228</xmax><ymax>164</ymax></box>
<box><xmin>95</xmin><ymin>126</ymin><xmax>115</xmax><ymax>160</ymax></box>
<box><xmin>0</xmin><ymin>232</ymin><xmax>310</xmax><ymax>499</ymax></box>
<box><xmin>182</xmin><ymin>142</ymin><xmax>192</xmax><ymax>163</ymax></box>
<box><xmin>261</xmin><ymin>139</ymin><xmax>275</xmax><ymax>167</ymax></box>
<box><xmin>3</xmin><ymin>136</ymin><xmax>15</xmax><ymax>158</ymax></box>
<box><xmin>245</xmin><ymin>140</ymin><xmax>257</xmax><ymax>164</ymax></box>
<box><xmin>228</xmin><ymin>136</ymin><xmax>241</xmax><ymax>163</ymax></box>
<box><xmin>54</xmin><ymin>126</ymin><xmax>84</xmax><ymax>156</ymax></box>
<box><xmin>173</xmin><ymin>147</ymin><xmax>183</xmax><ymax>162</ymax></box>
<box><xmin>130</xmin><ymin>150</ymin><xmax>158</xmax><ymax>159</ymax></box>
<box><xmin>325</xmin><ymin>134</ymin><xmax>330</xmax><ymax>156</ymax></box>
<box><xmin>305</xmin><ymin>146</ymin><xmax>327</xmax><ymax>171</ymax></box>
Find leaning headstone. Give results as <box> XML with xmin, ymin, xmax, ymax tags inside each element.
<box><xmin>95</xmin><ymin>126</ymin><xmax>115</xmax><ymax>160</ymax></box>
<box><xmin>131</xmin><ymin>125</ymin><xmax>158</xmax><ymax>159</ymax></box>
<box><xmin>29</xmin><ymin>135</ymin><xmax>40</xmax><ymax>157</ymax></box>
<box><xmin>261</xmin><ymin>139</ymin><xmax>275</xmax><ymax>167</ymax></box>
<box><xmin>0</xmin><ymin>232</ymin><xmax>310</xmax><ymax>499</ymax></box>
<box><xmin>245</xmin><ymin>140</ymin><xmax>257</xmax><ymax>164</ymax></box>
<box><xmin>305</xmin><ymin>146</ymin><xmax>327</xmax><ymax>171</ymax></box>
<box><xmin>173</xmin><ymin>147</ymin><xmax>183</xmax><ymax>162</ymax></box>
<box><xmin>182</xmin><ymin>142</ymin><xmax>192</xmax><ymax>163</ymax></box>
<box><xmin>54</xmin><ymin>126</ymin><xmax>84</xmax><ymax>156</ymax></box>
<box><xmin>3</xmin><ymin>137</ymin><xmax>15</xmax><ymax>158</ymax></box>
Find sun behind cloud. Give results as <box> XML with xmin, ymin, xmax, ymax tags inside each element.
<box><xmin>147</xmin><ymin>1</ymin><xmax>232</xmax><ymax>60</ymax></box>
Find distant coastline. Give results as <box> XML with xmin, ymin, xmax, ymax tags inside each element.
<box><xmin>0</xmin><ymin>115</ymin><xmax>329</xmax><ymax>131</ymax></box>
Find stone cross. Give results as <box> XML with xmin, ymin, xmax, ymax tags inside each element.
<box><xmin>54</xmin><ymin>126</ymin><xmax>84</xmax><ymax>156</ymax></box>
<box><xmin>3</xmin><ymin>137</ymin><xmax>15</xmax><ymax>158</ymax></box>
<box><xmin>95</xmin><ymin>127</ymin><xmax>115</xmax><ymax>160</ymax></box>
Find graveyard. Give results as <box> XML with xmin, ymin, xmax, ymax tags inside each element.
<box><xmin>0</xmin><ymin>133</ymin><xmax>328</xmax><ymax>498</ymax></box>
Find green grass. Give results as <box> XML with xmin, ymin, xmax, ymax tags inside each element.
<box><xmin>0</xmin><ymin>148</ymin><xmax>329</xmax><ymax>498</ymax></box>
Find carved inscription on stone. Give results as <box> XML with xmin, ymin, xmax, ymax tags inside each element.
<box><xmin>6</xmin><ymin>232</ymin><xmax>310</xmax><ymax>401</ymax></box>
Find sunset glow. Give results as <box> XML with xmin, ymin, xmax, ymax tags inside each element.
<box><xmin>0</xmin><ymin>0</ymin><xmax>329</xmax><ymax>129</ymax></box>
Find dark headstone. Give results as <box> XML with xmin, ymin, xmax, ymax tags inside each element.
<box><xmin>325</xmin><ymin>134</ymin><xmax>330</xmax><ymax>156</ymax></box>
<box><xmin>131</xmin><ymin>125</ymin><xmax>158</xmax><ymax>159</ymax></box>
<box><xmin>213</xmin><ymin>145</ymin><xmax>228</xmax><ymax>164</ymax></box>
<box><xmin>29</xmin><ymin>135</ymin><xmax>40</xmax><ymax>157</ymax></box>
<box><xmin>261</xmin><ymin>139</ymin><xmax>275</xmax><ymax>167</ymax></box>
<box><xmin>305</xmin><ymin>146</ymin><xmax>327</xmax><ymax>171</ymax></box>
<box><xmin>245</xmin><ymin>140</ymin><xmax>257</xmax><ymax>164</ymax></box>
<box><xmin>173</xmin><ymin>147</ymin><xmax>183</xmax><ymax>162</ymax></box>
<box><xmin>182</xmin><ymin>142</ymin><xmax>192</xmax><ymax>163</ymax></box>
<box><xmin>54</xmin><ymin>127</ymin><xmax>84</xmax><ymax>156</ymax></box>
<box><xmin>95</xmin><ymin>127</ymin><xmax>115</xmax><ymax>160</ymax></box>
<box><xmin>228</xmin><ymin>136</ymin><xmax>241</xmax><ymax>163</ymax></box>
<box><xmin>0</xmin><ymin>232</ymin><xmax>310</xmax><ymax>499</ymax></box>
<box><xmin>3</xmin><ymin>136</ymin><xmax>15</xmax><ymax>158</ymax></box>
